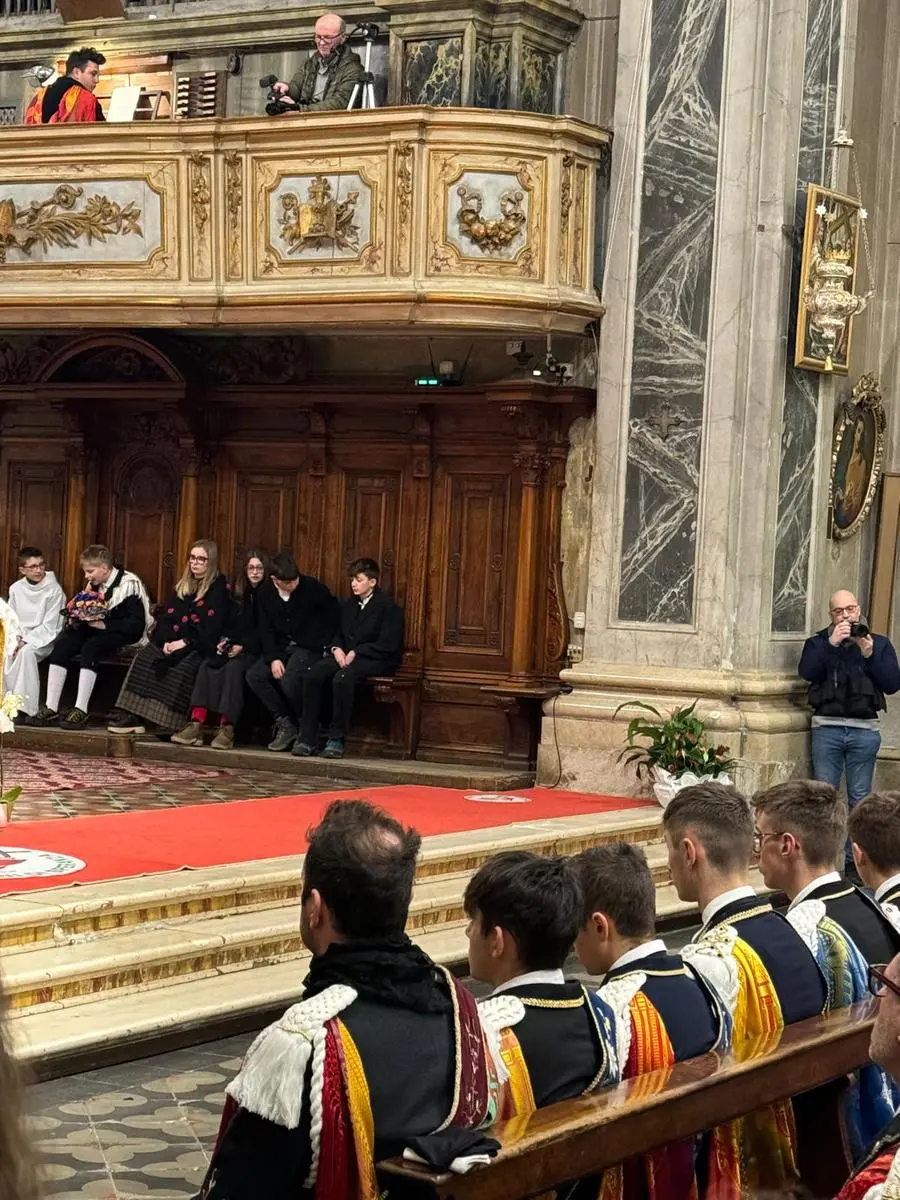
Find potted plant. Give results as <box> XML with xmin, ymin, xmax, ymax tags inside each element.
<box><xmin>614</xmin><ymin>699</ymin><xmax>736</xmax><ymax>807</ymax></box>
<box><xmin>0</xmin><ymin>691</ymin><xmax>23</xmax><ymax>825</ymax></box>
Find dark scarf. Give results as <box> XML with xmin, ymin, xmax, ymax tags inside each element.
<box><xmin>303</xmin><ymin>935</ymin><xmax>452</xmax><ymax>1014</ymax></box>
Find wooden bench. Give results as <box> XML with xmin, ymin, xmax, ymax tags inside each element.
<box><xmin>378</xmin><ymin>1001</ymin><xmax>877</xmax><ymax>1199</ymax></box>
<box><xmin>367</xmin><ymin>673</ymin><xmax>421</xmax><ymax>759</ymax></box>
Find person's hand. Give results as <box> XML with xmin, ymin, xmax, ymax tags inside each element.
<box><xmin>344</xmin><ymin>650</ymin><xmax>356</xmax><ymax>666</ymax></box>
<box><xmin>273</xmin><ymin>81</ymin><xmax>290</xmax><ymax>95</ymax></box>
<box><xmin>829</xmin><ymin>620</ymin><xmax>851</xmax><ymax>646</ymax></box>
<box><xmin>86</xmin><ymin>619</ymin><xmax>106</xmax><ymax>630</ymax></box>
<box><xmin>229</xmin><ymin>643</ymin><xmax>243</xmax><ymax>659</ymax></box>
<box><xmin>856</xmin><ymin>634</ymin><xmax>874</xmax><ymax>658</ymax></box>
<box><xmin>164</xmin><ymin>639</ymin><xmax>186</xmax><ymax>655</ymax></box>
<box><xmin>13</xmin><ymin>637</ymin><xmax>25</xmax><ymax>659</ymax></box>
<box><xmin>272</xmin><ymin>659</ymin><xmax>285</xmax><ymax>680</ymax></box>
<box><xmin>332</xmin><ymin>648</ymin><xmax>347</xmax><ymax>668</ymax></box>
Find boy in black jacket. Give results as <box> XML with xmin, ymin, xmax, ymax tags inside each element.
<box><xmin>290</xmin><ymin>558</ymin><xmax>403</xmax><ymax>759</ymax></box>
<box><xmin>245</xmin><ymin>552</ymin><xmax>339</xmax><ymax>752</ymax></box>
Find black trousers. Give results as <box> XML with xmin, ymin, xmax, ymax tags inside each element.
<box><xmin>246</xmin><ymin>647</ymin><xmax>318</xmax><ymax>720</ymax></box>
<box><xmin>191</xmin><ymin>653</ymin><xmax>258</xmax><ymax>724</ymax></box>
<box><xmin>298</xmin><ymin>656</ymin><xmax>383</xmax><ymax>744</ymax></box>
<box><xmin>48</xmin><ymin>625</ymin><xmax>134</xmax><ymax>671</ymax></box>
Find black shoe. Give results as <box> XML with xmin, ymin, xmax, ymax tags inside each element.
<box><xmin>107</xmin><ymin>709</ymin><xmax>146</xmax><ymax>734</ymax></box>
<box><xmin>268</xmin><ymin>716</ymin><xmax>297</xmax><ymax>752</ymax></box>
<box><xmin>291</xmin><ymin>739</ymin><xmax>315</xmax><ymax>757</ymax></box>
<box><xmin>32</xmin><ymin>703</ymin><xmax>59</xmax><ymax>727</ymax></box>
<box><xmin>61</xmin><ymin>707</ymin><xmax>91</xmax><ymax>730</ymax></box>
<box><xmin>321</xmin><ymin>738</ymin><xmax>345</xmax><ymax>759</ymax></box>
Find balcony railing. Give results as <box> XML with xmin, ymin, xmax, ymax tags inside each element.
<box><xmin>0</xmin><ymin>107</ymin><xmax>608</xmax><ymax>334</ymax></box>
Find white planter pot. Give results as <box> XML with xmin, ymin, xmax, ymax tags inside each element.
<box><xmin>650</xmin><ymin>766</ymin><xmax>734</xmax><ymax>809</ymax></box>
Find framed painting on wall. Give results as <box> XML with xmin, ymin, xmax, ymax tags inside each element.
<box><xmin>795</xmin><ymin>184</ymin><xmax>866</xmax><ymax>375</ymax></box>
<box><xmin>828</xmin><ymin>373</ymin><xmax>886</xmax><ymax>540</ymax></box>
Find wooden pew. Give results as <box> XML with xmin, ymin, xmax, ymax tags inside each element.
<box><xmin>378</xmin><ymin>1001</ymin><xmax>877</xmax><ymax>1200</ymax></box>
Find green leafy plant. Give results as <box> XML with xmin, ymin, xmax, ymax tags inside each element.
<box><xmin>614</xmin><ymin>699</ymin><xmax>736</xmax><ymax>780</ymax></box>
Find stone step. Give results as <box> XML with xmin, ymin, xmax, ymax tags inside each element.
<box><xmin>0</xmin><ymin>808</ymin><xmax>664</xmax><ymax>954</ymax></box>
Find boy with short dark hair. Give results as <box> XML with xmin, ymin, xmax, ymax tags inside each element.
<box><xmin>849</xmin><ymin>792</ymin><xmax>900</xmax><ymax>915</ymax></box>
<box><xmin>1</xmin><ymin>546</ymin><xmax>65</xmax><ymax>718</ymax></box>
<box><xmin>291</xmin><ymin>557</ymin><xmax>403</xmax><ymax>759</ymax></box>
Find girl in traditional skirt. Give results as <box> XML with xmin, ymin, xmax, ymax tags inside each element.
<box><xmin>171</xmin><ymin>548</ymin><xmax>270</xmax><ymax>750</ymax></box>
<box><xmin>108</xmin><ymin>540</ymin><xmax>229</xmax><ymax>734</ymax></box>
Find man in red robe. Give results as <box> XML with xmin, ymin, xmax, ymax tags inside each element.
<box><xmin>24</xmin><ymin>47</ymin><xmax>106</xmax><ymax>125</ymax></box>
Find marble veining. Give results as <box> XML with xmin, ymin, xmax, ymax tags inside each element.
<box><xmin>474</xmin><ymin>39</ymin><xmax>510</xmax><ymax>109</ymax></box>
<box><xmin>616</xmin><ymin>0</ymin><xmax>726</xmax><ymax>624</ymax></box>
<box><xmin>770</xmin><ymin>0</ymin><xmax>842</xmax><ymax>633</ymax></box>
<box><xmin>403</xmin><ymin>37</ymin><xmax>463</xmax><ymax>106</ymax></box>
<box><xmin>519</xmin><ymin>44</ymin><xmax>556</xmax><ymax>114</ymax></box>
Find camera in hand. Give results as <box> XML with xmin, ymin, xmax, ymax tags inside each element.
<box><xmin>849</xmin><ymin>621</ymin><xmax>870</xmax><ymax>639</ymax></box>
<box><xmin>259</xmin><ymin>74</ymin><xmax>294</xmax><ymax>116</ymax></box>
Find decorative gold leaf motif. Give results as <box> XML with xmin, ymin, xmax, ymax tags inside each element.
<box><xmin>0</xmin><ymin>185</ymin><xmax>142</xmax><ymax>263</ymax></box>
<box><xmin>188</xmin><ymin>152</ymin><xmax>212</xmax><ymax>279</ymax></box>
<box><xmin>395</xmin><ymin>142</ymin><xmax>413</xmax><ymax>271</ymax></box>
<box><xmin>224</xmin><ymin>151</ymin><xmax>242</xmax><ymax>279</ymax></box>
<box><xmin>279</xmin><ymin>176</ymin><xmax>360</xmax><ymax>254</ymax></box>
<box><xmin>456</xmin><ymin>184</ymin><xmax>526</xmax><ymax>254</ymax></box>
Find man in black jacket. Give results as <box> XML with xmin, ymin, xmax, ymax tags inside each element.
<box><xmin>245</xmin><ymin>552</ymin><xmax>338</xmax><ymax>752</ymax></box>
<box><xmin>799</xmin><ymin>589</ymin><xmax>900</xmax><ymax>869</ymax></box>
<box><xmin>289</xmin><ymin>558</ymin><xmax>403</xmax><ymax>759</ymax></box>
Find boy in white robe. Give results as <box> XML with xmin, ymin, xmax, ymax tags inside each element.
<box><xmin>3</xmin><ymin>547</ymin><xmax>65</xmax><ymax>717</ymax></box>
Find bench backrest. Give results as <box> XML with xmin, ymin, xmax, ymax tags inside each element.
<box><xmin>378</xmin><ymin>999</ymin><xmax>876</xmax><ymax>1199</ymax></box>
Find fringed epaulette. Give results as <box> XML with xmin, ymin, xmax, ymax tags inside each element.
<box><xmin>477</xmin><ymin>993</ymin><xmax>526</xmax><ymax>1087</ymax></box>
<box><xmin>225</xmin><ymin>984</ymin><xmax>357</xmax><ymax>1131</ymax></box>
<box><xmin>595</xmin><ymin>972</ymin><xmax>644</xmax><ymax>1077</ymax></box>
<box><xmin>785</xmin><ymin>897</ymin><xmax>826</xmax><ymax>956</ymax></box>
<box><xmin>682</xmin><ymin>924</ymin><xmax>740</xmax><ymax>1019</ymax></box>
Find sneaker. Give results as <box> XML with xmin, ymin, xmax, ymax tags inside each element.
<box><xmin>267</xmin><ymin>716</ymin><xmax>297</xmax><ymax>752</ymax></box>
<box><xmin>171</xmin><ymin>720</ymin><xmax>204</xmax><ymax>747</ymax></box>
<box><xmin>32</xmin><ymin>703</ymin><xmax>59</xmax><ymax>727</ymax></box>
<box><xmin>60</xmin><ymin>707</ymin><xmax>90</xmax><ymax>730</ymax></box>
<box><xmin>291</xmin><ymin>739</ymin><xmax>315</xmax><ymax>757</ymax></box>
<box><xmin>321</xmin><ymin>737</ymin><xmax>345</xmax><ymax>760</ymax></box>
<box><xmin>107</xmin><ymin>709</ymin><xmax>147</xmax><ymax>735</ymax></box>
<box><xmin>211</xmin><ymin>724</ymin><xmax>235</xmax><ymax>751</ymax></box>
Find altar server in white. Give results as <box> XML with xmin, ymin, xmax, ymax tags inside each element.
<box><xmin>3</xmin><ymin>547</ymin><xmax>66</xmax><ymax>715</ymax></box>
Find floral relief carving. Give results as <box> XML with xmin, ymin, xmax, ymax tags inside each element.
<box><xmin>456</xmin><ymin>185</ymin><xmax>526</xmax><ymax>254</ymax></box>
<box><xmin>394</xmin><ymin>142</ymin><xmax>413</xmax><ymax>272</ymax></box>
<box><xmin>188</xmin><ymin>152</ymin><xmax>212</xmax><ymax>279</ymax></box>
<box><xmin>0</xmin><ymin>185</ymin><xmax>142</xmax><ymax>263</ymax></box>
<box><xmin>224</xmin><ymin>152</ymin><xmax>243</xmax><ymax>279</ymax></box>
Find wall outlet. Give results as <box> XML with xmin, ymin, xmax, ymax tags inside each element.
<box><xmin>567</xmin><ymin>643</ymin><xmax>583</xmax><ymax>663</ymax></box>
<box><xmin>572</xmin><ymin>610</ymin><xmax>586</xmax><ymax>629</ymax></box>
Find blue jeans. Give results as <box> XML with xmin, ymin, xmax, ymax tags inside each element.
<box><xmin>811</xmin><ymin>723</ymin><xmax>881</xmax><ymax>865</ymax></box>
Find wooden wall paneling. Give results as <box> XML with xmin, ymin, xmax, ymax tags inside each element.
<box><xmin>417</xmin><ymin>677</ymin><xmax>508</xmax><ymax>762</ymax></box>
<box><xmin>542</xmin><ymin>433</ymin><xmax>569</xmax><ymax>676</ymax></box>
<box><xmin>232</xmin><ymin>468</ymin><xmax>299</xmax><ymax>575</ymax></box>
<box><xmin>5</xmin><ymin>460</ymin><xmax>67</xmax><ymax>590</ymax></box>
<box><xmin>112</xmin><ymin>452</ymin><xmax>181</xmax><ymax>603</ymax></box>
<box><xmin>298</xmin><ymin>410</ymin><xmax>327</xmax><ymax>580</ymax></box>
<box><xmin>398</xmin><ymin>409</ymin><xmax>433</xmax><ymax>666</ymax></box>
<box><xmin>339</xmin><ymin>469</ymin><xmax>403</xmax><ymax>599</ymax></box>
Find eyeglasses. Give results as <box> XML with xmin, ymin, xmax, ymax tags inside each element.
<box><xmin>869</xmin><ymin>964</ymin><xmax>900</xmax><ymax>1000</ymax></box>
<box><xmin>752</xmin><ymin>829</ymin><xmax>784</xmax><ymax>854</ymax></box>
<box><xmin>189</xmin><ymin>554</ymin><xmax>208</xmax><ymax>563</ymax></box>
<box><xmin>315</xmin><ymin>32</ymin><xmax>340</xmax><ymax>43</ymax></box>
<box><xmin>830</xmin><ymin>604</ymin><xmax>859</xmax><ymax>616</ymax></box>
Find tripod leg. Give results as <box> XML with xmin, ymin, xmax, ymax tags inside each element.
<box><xmin>347</xmin><ymin>82</ymin><xmax>361</xmax><ymax>111</ymax></box>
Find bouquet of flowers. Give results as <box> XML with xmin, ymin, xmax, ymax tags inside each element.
<box><xmin>65</xmin><ymin>589</ymin><xmax>108</xmax><ymax>624</ymax></box>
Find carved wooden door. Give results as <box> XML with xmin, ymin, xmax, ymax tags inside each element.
<box><xmin>110</xmin><ymin>453</ymin><xmax>179</xmax><ymax>604</ymax></box>
<box><xmin>4</xmin><ymin>462</ymin><xmax>67</xmax><ymax>585</ymax></box>
<box><xmin>232</xmin><ymin>471</ymin><xmax>298</xmax><ymax>575</ymax></box>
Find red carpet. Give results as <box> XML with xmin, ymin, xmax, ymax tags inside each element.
<box><xmin>0</xmin><ymin>786</ymin><xmax>654</xmax><ymax>894</ymax></box>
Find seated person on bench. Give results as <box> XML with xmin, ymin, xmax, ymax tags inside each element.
<box><xmin>2</xmin><ymin>546</ymin><xmax>65</xmax><ymax>719</ymax></box>
<box><xmin>849</xmin><ymin>793</ymin><xmax>900</xmax><ymax>931</ymax></box>
<box><xmin>463</xmin><ymin>851</ymin><xmax>615</xmax><ymax>1115</ymax></box>
<box><xmin>34</xmin><ymin>544</ymin><xmax>151</xmax><ymax>729</ymax></box>
<box><xmin>109</xmin><ymin>540</ymin><xmax>229</xmax><ymax>736</ymax></box>
<box><xmin>173</xmin><ymin>548</ymin><xmax>270</xmax><ymax>751</ymax></box>
<box><xmin>663</xmin><ymin>782</ymin><xmax>828</xmax><ymax>1193</ymax></box>
<box><xmin>291</xmin><ymin>557</ymin><xmax>403</xmax><ymax>760</ymax></box>
<box><xmin>572</xmin><ymin>842</ymin><xmax>738</xmax><ymax>1199</ymax></box>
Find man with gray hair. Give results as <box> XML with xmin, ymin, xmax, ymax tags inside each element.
<box><xmin>799</xmin><ymin>589</ymin><xmax>900</xmax><ymax>870</ymax></box>
<box><xmin>271</xmin><ymin>12</ymin><xmax>364</xmax><ymax>111</ymax></box>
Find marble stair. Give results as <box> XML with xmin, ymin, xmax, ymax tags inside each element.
<box><xmin>0</xmin><ymin>806</ymin><xmax>757</xmax><ymax>1077</ymax></box>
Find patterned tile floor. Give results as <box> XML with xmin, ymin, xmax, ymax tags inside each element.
<box><xmin>11</xmin><ymin>766</ymin><xmax>359</xmax><ymax>822</ymax></box>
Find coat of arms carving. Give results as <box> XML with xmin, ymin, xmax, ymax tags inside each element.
<box><xmin>279</xmin><ymin>176</ymin><xmax>360</xmax><ymax>254</ymax></box>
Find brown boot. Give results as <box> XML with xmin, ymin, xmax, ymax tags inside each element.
<box><xmin>211</xmin><ymin>723</ymin><xmax>234</xmax><ymax>751</ymax></box>
<box><xmin>171</xmin><ymin>720</ymin><xmax>203</xmax><ymax>746</ymax></box>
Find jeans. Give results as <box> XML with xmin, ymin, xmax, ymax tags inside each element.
<box><xmin>811</xmin><ymin>723</ymin><xmax>881</xmax><ymax>865</ymax></box>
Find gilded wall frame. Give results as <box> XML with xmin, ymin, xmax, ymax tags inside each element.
<box><xmin>795</xmin><ymin>183</ymin><xmax>863</xmax><ymax>375</ymax></box>
<box><xmin>828</xmin><ymin>373</ymin><xmax>886</xmax><ymax>540</ymax></box>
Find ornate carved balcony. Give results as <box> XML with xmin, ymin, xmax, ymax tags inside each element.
<box><xmin>0</xmin><ymin>107</ymin><xmax>608</xmax><ymax>332</ymax></box>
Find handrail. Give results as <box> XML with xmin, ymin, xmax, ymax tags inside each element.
<box><xmin>378</xmin><ymin>1000</ymin><xmax>877</xmax><ymax>1200</ymax></box>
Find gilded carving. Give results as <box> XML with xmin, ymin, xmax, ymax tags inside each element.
<box><xmin>280</xmin><ymin>176</ymin><xmax>360</xmax><ymax>253</ymax></box>
<box><xmin>558</xmin><ymin>153</ymin><xmax>574</xmax><ymax>281</ymax></box>
<box><xmin>0</xmin><ymin>185</ymin><xmax>142</xmax><ymax>263</ymax></box>
<box><xmin>571</xmin><ymin>166</ymin><xmax>584</xmax><ymax>289</ymax></box>
<box><xmin>456</xmin><ymin>185</ymin><xmax>526</xmax><ymax>254</ymax></box>
<box><xmin>394</xmin><ymin>142</ymin><xmax>413</xmax><ymax>273</ymax></box>
<box><xmin>188</xmin><ymin>152</ymin><xmax>212</xmax><ymax>280</ymax></box>
<box><xmin>224</xmin><ymin>151</ymin><xmax>243</xmax><ymax>279</ymax></box>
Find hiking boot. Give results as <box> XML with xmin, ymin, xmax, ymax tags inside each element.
<box><xmin>267</xmin><ymin>716</ymin><xmax>297</xmax><ymax>752</ymax></box>
<box><xmin>107</xmin><ymin>709</ymin><xmax>146</xmax><ymax>735</ymax></box>
<box><xmin>291</xmin><ymin>739</ymin><xmax>315</xmax><ymax>757</ymax></box>
<box><xmin>211</xmin><ymin>724</ymin><xmax>235</xmax><ymax>751</ymax></box>
<box><xmin>321</xmin><ymin>737</ymin><xmax>345</xmax><ymax>760</ymax></box>
<box><xmin>60</xmin><ymin>707</ymin><xmax>90</xmax><ymax>730</ymax></box>
<box><xmin>32</xmin><ymin>703</ymin><xmax>59</xmax><ymax>727</ymax></box>
<box><xmin>171</xmin><ymin>720</ymin><xmax>204</xmax><ymax>747</ymax></box>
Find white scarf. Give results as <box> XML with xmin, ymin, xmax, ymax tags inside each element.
<box><xmin>99</xmin><ymin>567</ymin><xmax>153</xmax><ymax>640</ymax></box>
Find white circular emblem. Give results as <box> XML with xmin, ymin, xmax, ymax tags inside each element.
<box><xmin>465</xmin><ymin>793</ymin><xmax>532</xmax><ymax>804</ymax></box>
<box><xmin>0</xmin><ymin>847</ymin><xmax>86</xmax><ymax>879</ymax></box>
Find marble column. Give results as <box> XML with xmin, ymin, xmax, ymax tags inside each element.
<box><xmin>540</xmin><ymin>0</ymin><xmax>856</xmax><ymax>794</ymax></box>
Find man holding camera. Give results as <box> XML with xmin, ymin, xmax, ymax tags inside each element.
<box><xmin>270</xmin><ymin>12</ymin><xmax>363</xmax><ymax>112</ymax></box>
<box><xmin>799</xmin><ymin>590</ymin><xmax>900</xmax><ymax>869</ymax></box>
